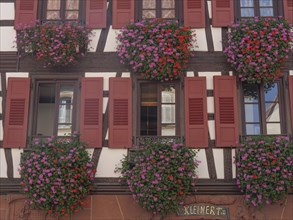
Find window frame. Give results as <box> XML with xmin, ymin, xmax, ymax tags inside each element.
<box><xmin>235</xmin><ymin>0</ymin><xmax>284</xmax><ymax>21</ymax></box>
<box><xmin>240</xmin><ymin>80</ymin><xmax>286</xmax><ymax>136</ymax></box>
<box><xmin>39</xmin><ymin>0</ymin><xmax>86</xmax><ymax>23</ymax></box>
<box><xmin>135</xmin><ymin>0</ymin><xmax>183</xmax><ymax>22</ymax></box>
<box><xmin>136</xmin><ymin>79</ymin><xmax>182</xmax><ymax>138</ymax></box>
<box><xmin>31</xmin><ymin>79</ymin><xmax>79</xmax><ymax>139</ymax></box>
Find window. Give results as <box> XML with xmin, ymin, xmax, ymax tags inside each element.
<box><xmin>236</xmin><ymin>0</ymin><xmax>282</xmax><ymax>19</ymax></box>
<box><xmin>242</xmin><ymin>81</ymin><xmax>285</xmax><ymax>135</ymax></box>
<box><xmin>34</xmin><ymin>81</ymin><xmax>77</xmax><ymax>137</ymax></box>
<box><xmin>41</xmin><ymin>0</ymin><xmax>84</xmax><ymax>22</ymax></box>
<box><xmin>139</xmin><ymin>82</ymin><xmax>179</xmax><ymax>136</ymax></box>
<box><xmin>136</xmin><ymin>0</ymin><xmax>182</xmax><ymax>20</ymax></box>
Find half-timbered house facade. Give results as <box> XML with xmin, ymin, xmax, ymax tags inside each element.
<box><xmin>0</xmin><ymin>0</ymin><xmax>292</xmax><ymax>219</ymax></box>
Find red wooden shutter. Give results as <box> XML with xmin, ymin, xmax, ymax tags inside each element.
<box><xmin>80</xmin><ymin>78</ymin><xmax>103</xmax><ymax>148</ymax></box>
<box><xmin>289</xmin><ymin>76</ymin><xmax>293</xmax><ymax>131</ymax></box>
<box><xmin>214</xmin><ymin>76</ymin><xmax>239</xmax><ymax>147</ymax></box>
<box><xmin>14</xmin><ymin>0</ymin><xmax>37</xmax><ymax>29</ymax></box>
<box><xmin>185</xmin><ymin>77</ymin><xmax>208</xmax><ymax>147</ymax></box>
<box><xmin>3</xmin><ymin>78</ymin><xmax>30</xmax><ymax>148</ymax></box>
<box><xmin>284</xmin><ymin>0</ymin><xmax>293</xmax><ymax>24</ymax></box>
<box><xmin>184</xmin><ymin>0</ymin><xmax>205</xmax><ymax>28</ymax></box>
<box><xmin>112</xmin><ymin>0</ymin><xmax>134</xmax><ymax>29</ymax></box>
<box><xmin>86</xmin><ymin>0</ymin><xmax>107</xmax><ymax>28</ymax></box>
<box><xmin>212</xmin><ymin>0</ymin><xmax>234</xmax><ymax>27</ymax></box>
<box><xmin>109</xmin><ymin>78</ymin><xmax>132</xmax><ymax>148</ymax></box>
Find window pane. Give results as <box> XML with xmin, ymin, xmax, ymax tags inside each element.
<box><xmin>66</xmin><ymin>0</ymin><xmax>79</xmax><ymax>10</ymax></box>
<box><xmin>259</xmin><ymin>0</ymin><xmax>273</xmax><ymax>7</ymax></box>
<box><xmin>243</xmin><ymin>84</ymin><xmax>258</xmax><ymax>102</ymax></box>
<box><xmin>162</xmin><ymin>124</ymin><xmax>176</xmax><ymax>136</ymax></box>
<box><xmin>267</xmin><ymin>123</ymin><xmax>281</xmax><ymax>134</ymax></box>
<box><xmin>47</xmin><ymin>0</ymin><xmax>60</xmax><ymax>10</ymax></box>
<box><xmin>60</xmin><ymin>85</ymin><xmax>74</xmax><ymax>104</ymax></box>
<box><xmin>65</xmin><ymin>11</ymin><xmax>79</xmax><ymax>20</ymax></box>
<box><xmin>266</xmin><ymin>103</ymin><xmax>280</xmax><ymax>122</ymax></box>
<box><xmin>143</xmin><ymin>10</ymin><xmax>156</xmax><ymax>18</ymax></box>
<box><xmin>36</xmin><ymin>84</ymin><xmax>56</xmax><ymax>136</ymax></box>
<box><xmin>245</xmin><ymin>104</ymin><xmax>260</xmax><ymax>123</ymax></box>
<box><xmin>246</xmin><ymin>124</ymin><xmax>261</xmax><ymax>135</ymax></box>
<box><xmin>265</xmin><ymin>83</ymin><xmax>278</xmax><ymax>102</ymax></box>
<box><xmin>161</xmin><ymin>86</ymin><xmax>175</xmax><ymax>103</ymax></box>
<box><xmin>58</xmin><ymin>105</ymin><xmax>73</xmax><ymax>123</ymax></box>
<box><xmin>162</xmin><ymin>10</ymin><xmax>175</xmax><ymax>18</ymax></box>
<box><xmin>162</xmin><ymin>104</ymin><xmax>176</xmax><ymax>123</ymax></box>
<box><xmin>143</xmin><ymin>0</ymin><xmax>156</xmax><ymax>9</ymax></box>
<box><xmin>240</xmin><ymin>0</ymin><xmax>254</xmax><ymax>7</ymax></box>
<box><xmin>241</xmin><ymin>8</ymin><xmax>254</xmax><ymax>17</ymax></box>
<box><xmin>58</xmin><ymin>124</ymin><xmax>72</xmax><ymax>136</ymax></box>
<box><xmin>260</xmin><ymin>8</ymin><xmax>274</xmax><ymax>16</ymax></box>
<box><xmin>162</xmin><ymin>0</ymin><xmax>175</xmax><ymax>8</ymax></box>
<box><xmin>47</xmin><ymin>11</ymin><xmax>60</xmax><ymax>19</ymax></box>
<box><xmin>141</xmin><ymin>106</ymin><xmax>157</xmax><ymax>135</ymax></box>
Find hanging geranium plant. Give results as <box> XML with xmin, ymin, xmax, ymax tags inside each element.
<box><xmin>116</xmin><ymin>142</ymin><xmax>199</xmax><ymax>216</ymax></box>
<box><xmin>236</xmin><ymin>136</ymin><xmax>293</xmax><ymax>207</ymax></box>
<box><xmin>19</xmin><ymin>135</ymin><xmax>95</xmax><ymax>218</ymax></box>
<box><xmin>224</xmin><ymin>17</ymin><xmax>292</xmax><ymax>84</ymax></box>
<box><xmin>16</xmin><ymin>21</ymin><xmax>92</xmax><ymax>67</ymax></box>
<box><xmin>117</xmin><ymin>19</ymin><xmax>194</xmax><ymax>81</ymax></box>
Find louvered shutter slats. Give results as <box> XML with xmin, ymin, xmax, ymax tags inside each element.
<box><xmin>109</xmin><ymin>78</ymin><xmax>132</xmax><ymax>148</ymax></box>
<box><xmin>184</xmin><ymin>0</ymin><xmax>205</xmax><ymax>28</ymax></box>
<box><xmin>14</xmin><ymin>0</ymin><xmax>38</xmax><ymax>29</ymax></box>
<box><xmin>214</xmin><ymin>76</ymin><xmax>239</xmax><ymax>147</ymax></box>
<box><xmin>284</xmin><ymin>0</ymin><xmax>293</xmax><ymax>24</ymax></box>
<box><xmin>80</xmin><ymin>78</ymin><xmax>103</xmax><ymax>148</ymax></box>
<box><xmin>212</xmin><ymin>0</ymin><xmax>234</xmax><ymax>27</ymax></box>
<box><xmin>112</xmin><ymin>0</ymin><xmax>134</xmax><ymax>29</ymax></box>
<box><xmin>185</xmin><ymin>77</ymin><xmax>208</xmax><ymax>147</ymax></box>
<box><xmin>86</xmin><ymin>0</ymin><xmax>107</xmax><ymax>28</ymax></box>
<box><xmin>4</xmin><ymin>78</ymin><xmax>30</xmax><ymax>148</ymax></box>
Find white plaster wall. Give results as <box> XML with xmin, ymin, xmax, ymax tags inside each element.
<box><xmin>208</xmin><ymin>120</ymin><xmax>215</xmax><ymax>140</ymax></box>
<box><xmin>103</xmin><ymin>97</ymin><xmax>108</xmax><ymax>114</ymax></box>
<box><xmin>0</xmin><ymin>97</ymin><xmax>2</xmax><ymax>114</ymax></box>
<box><xmin>191</xmin><ymin>29</ymin><xmax>207</xmax><ymax>51</ymax></box>
<box><xmin>0</xmin><ymin>119</ymin><xmax>3</xmax><ymax>140</ymax></box>
<box><xmin>104</xmin><ymin>26</ymin><xmax>119</xmax><ymax>52</ymax></box>
<box><xmin>6</xmin><ymin>72</ymin><xmax>29</xmax><ymax>84</ymax></box>
<box><xmin>207</xmin><ymin>97</ymin><xmax>214</xmax><ymax>114</ymax></box>
<box><xmin>198</xmin><ymin>71</ymin><xmax>222</xmax><ymax>89</ymax></box>
<box><xmin>231</xmin><ymin>149</ymin><xmax>236</xmax><ymax>179</ymax></box>
<box><xmin>290</xmin><ymin>70</ymin><xmax>293</xmax><ymax>76</ymax></box>
<box><xmin>105</xmin><ymin>129</ymin><xmax>108</xmax><ymax>140</ymax></box>
<box><xmin>88</xmin><ymin>29</ymin><xmax>102</xmax><ymax>52</ymax></box>
<box><xmin>195</xmin><ymin>149</ymin><xmax>209</xmax><ymax>179</ymax></box>
<box><xmin>96</xmin><ymin>148</ymin><xmax>127</xmax><ymax>177</ymax></box>
<box><xmin>211</xmin><ymin>27</ymin><xmax>222</xmax><ymax>51</ymax></box>
<box><xmin>121</xmin><ymin>72</ymin><xmax>130</xmax><ymax>78</ymax></box>
<box><xmin>207</xmin><ymin>0</ymin><xmax>212</xmax><ymax>19</ymax></box>
<box><xmin>186</xmin><ymin>71</ymin><xmax>194</xmax><ymax>77</ymax></box>
<box><xmin>85</xmin><ymin>72</ymin><xmax>117</xmax><ymax>91</ymax></box>
<box><xmin>86</xmin><ymin>149</ymin><xmax>94</xmax><ymax>160</ymax></box>
<box><xmin>0</xmin><ymin>149</ymin><xmax>7</xmax><ymax>178</ymax></box>
<box><xmin>12</xmin><ymin>149</ymin><xmax>23</xmax><ymax>178</ymax></box>
<box><xmin>0</xmin><ymin>27</ymin><xmax>17</xmax><ymax>51</ymax></box>
<box><xmin>213</xmin><ymin>149</ymin><xmax>224</xmax><ymax>179</ymax></box>
<box><xmin>0</xmin><ymin>3</ymin><xmax>15</xmax><ymax>20</ymax></box>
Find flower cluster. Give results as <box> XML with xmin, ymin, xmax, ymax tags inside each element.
<box><xmin>224</xmin><ymin>17</ymin><xmax>292</xmax><ymax>84</ymax></box>
<box><xmin>117</xmin><ymin>19</ymin><xmax>194</xmax><ymax>81</ymax></box>
<box><xmin>116</xmin><ymin>142</ymin><xmax>199</xmax><ymax>216</ymax></box>
<box><xmin>16</xmin><ymin>21</ymin><xmax>92</xmax><ymax>67</ymax></box>
<box><xmin>236</xmin><ymin>136</ymin><xmax>293</xmax><ymax>207</ymax></box>
<box><xmin>19</xmin><ymin>135</ymin><xmax>95</xmax><ymax>217</ymax></box>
